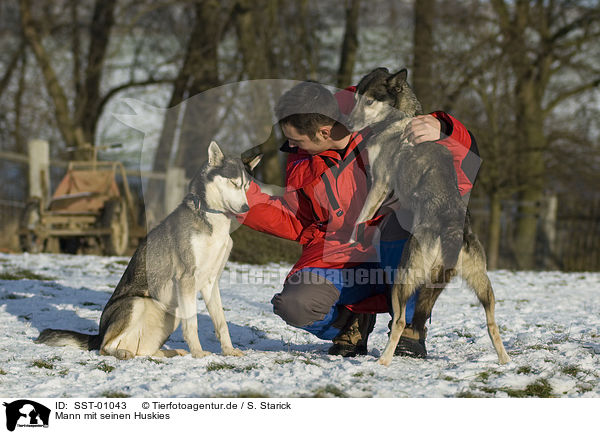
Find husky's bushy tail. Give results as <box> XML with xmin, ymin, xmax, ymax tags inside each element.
<box><xmin>36</xmin><ymin>329</ymin><xmax>101</xmax><ymax>351</ymax></box>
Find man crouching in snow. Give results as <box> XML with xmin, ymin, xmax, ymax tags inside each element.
<box><xmin>236</xmin><ymin>81</ymin><xmax>478</xmax><ymax>358</ymax></box>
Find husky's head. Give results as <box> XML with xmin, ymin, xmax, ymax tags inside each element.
<box><xmin>187</xmin><ymin>141</ymin><xmax>261</xmax><ymax>216</ymax></box>
<box><xmin>346</xmin><ymin>68</ymin><xmax>422</xmax><ymax>131</ymax></box>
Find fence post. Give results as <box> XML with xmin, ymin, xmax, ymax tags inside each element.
<box><xmin>27</xmin><ymin>139</ymin><xmax>50</xmax><ymax>203</ymax></box>
<box><xmin>165</xmin><ymin>167</ymin><xmax>187</xmax><ymax>215</ymax></box>
<box><xmin>542</xmin><ymin>195</ymin><xmax>558</xmax><ymax>269</ymax></box>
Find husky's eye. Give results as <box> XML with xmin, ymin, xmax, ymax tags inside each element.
<box><xmin>230</xmin><ymin>179</ymin><xmax>240</xmax><ymax>187</ymax></box>
<box><xmin>365</xmin><ymin>99</ymin><xmax>375</xmax><ymax>106</ymax></box>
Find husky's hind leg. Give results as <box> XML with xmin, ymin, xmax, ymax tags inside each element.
<box><xmin>100</xmin><ymin>298</ymin><xmax>177</xmax><ymax>359</ymax></box>
<box><xmin>459</xmin><ymin>242</ymin><xmax>510</xmax><ymax>364</ymax></box>
<box><xmin>99</xmin><ymin>298</ymin><xmax>142</xmax><ymax>359</ymax></box>
<box><xmin>379</xmin><ymin>281</ymin><xmax>410</xmax><ymax>366</ymax></box>
<box><xmin>379</xmin><ymin>236</ymin><xmax>428</xmax><ymax>366</ymax></box>
<box><xmin>410</xmin><ymin>286</ymin><xmax>445</xmax><ymax>333</ymax></box>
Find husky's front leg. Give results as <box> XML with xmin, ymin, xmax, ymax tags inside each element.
<box><xmin>350</xmin><ymin>182</ymin><xmax>390</xmax><ymax>243</ymax></box>
<box><xmin>201</xmin><ymin>282</ymin><xmax>244</xmax><ymax>357</ymax></box>
<box><xmin>181</xmin><ymin>316</ymin><xmax>211</xmax><ymax>358</ymax></box>
<box><xmin>179</xmin><ymin>275</ymin><xmax>211</xmax><ymax>358</ymax></box>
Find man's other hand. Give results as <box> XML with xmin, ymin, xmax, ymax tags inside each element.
<box><xmin>401</xmin><ymin>115</ymin><xmax>443</xmax><ymax>144</ymax></box>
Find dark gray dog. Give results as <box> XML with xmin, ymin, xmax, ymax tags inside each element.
<box><xmin>346</xmin><ymin>68</ymin><xmax>510</xmax><ymax>366</ymax></box>
<box><xmin>37</xmin><ymin>142</ymin><xmax>260</xmax><ymax>359</ymax></box>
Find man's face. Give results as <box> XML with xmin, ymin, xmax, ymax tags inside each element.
<box><xmin>281</xmin><ymin>123</ymin><xmax>327</xmax><ymax>155</ymax></box>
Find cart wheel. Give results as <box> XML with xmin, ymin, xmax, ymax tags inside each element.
<box><xmin>20</xmin><ymin>199</ymin><xmax>46</xmax><ymax>253</ymax></box>
<box><xmin>102</xmin><ymin>199</ymin><xmax>129</xmax><ymax>256</ymax></box>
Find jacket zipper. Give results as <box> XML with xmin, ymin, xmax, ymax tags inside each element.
<box><xmin>320</xmin><ymin>172</ymin><xmax>343</xmax><ymax>217</ymax></box>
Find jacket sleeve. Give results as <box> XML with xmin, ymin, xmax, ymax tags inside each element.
<box><xmin>431</xmin><ymin>111</ymin><xmax>481</xmax><ymax>196</ymax></box>
<box><xmin>237</xmin><ymin>180</ymin><xmax>310</xmax><ymax>242</ymax></box>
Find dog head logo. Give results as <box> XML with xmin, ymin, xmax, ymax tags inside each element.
<box><xmin>3</xmin><ymin>400</ymin><xmax>50</xmax><ymax>431</ymax></box>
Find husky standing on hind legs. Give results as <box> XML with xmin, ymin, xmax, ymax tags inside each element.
<box><xmin>346</xmin><ymin>67</ymin><xmax>510</xmax><ymax>366</ymax></box>
<box><xmin>37</xmin><ymin>142</ymin><xmax>260</xmax><ymax>360</ymax></box>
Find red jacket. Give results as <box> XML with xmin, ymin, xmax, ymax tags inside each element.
<box><xmin>240</xmin><ymin>91</ymin><xmax>479</xmax><ymax>280</ymax></box>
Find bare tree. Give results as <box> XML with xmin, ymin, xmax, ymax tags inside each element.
<box><xmin>412</xmin><ymin>0</ymin><xmax>435</xmax><ymax>113</ymax></box>
<box><xmin>19</xmin><ymin>0</ymin><xmax>171</xmax><ymax>158</ymax></box>
<box><xmin>489</xmin><ymin>0</ymin><xmax>600</xmax><ymax>268</ymax></box>
<box><xmin>172</xmin><ymin>0</ymin><xmax>224</xmax><ymax>177</ymax></box>
<box><xmin>336</xmin><ymin>0</ymin><xmax>361</xmax><ymax>89</ymax></box>
<box><xmin>233</xmin><ymin>0</ymin><xmax>283</xmax><ymax>185</ymax></box>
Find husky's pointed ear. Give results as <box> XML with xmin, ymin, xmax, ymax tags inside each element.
<box><xmin>246</xmin><ymin>154</ymin><xmax>262</xmax><ymax>172</ymax></box>
<box><xmin>208</xmin><ymin>141</ymin><xmax>225</xmax><ymax>166</ymax></box>
<box><xmin>387</xmin><ymin>69</ymin><xmax>408</xmax><ymax>92</ymax></box>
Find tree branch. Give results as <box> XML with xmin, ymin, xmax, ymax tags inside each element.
<box><xmin>543</xmin><ymin>77</ymin><xmax>600</xmax><ymax>115</ymax></box>
<box><xmin>490</xmin><ymin>0</ymin><xmax>511</xmax><ymax>33</ymax></box>
<box><xmin>96</xmin><ymin>78</ymin><xmax>174</xmax><ymax>119</ymax></box>
<box><xmin>0</xmin><ymin>40</ymin><xmax>24</xmax><ymax>100</ymax></box>
<box><xmin>550</xmin><ymin>9</ymin><xmax>600</xmax><ymax>44</ymax></box>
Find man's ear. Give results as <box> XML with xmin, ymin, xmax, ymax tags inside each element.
<box><xmin>386</xmin><ymin>68</ymin><xmax>408</xmax><ymax>92</ymax></box>
<box><xmin>246</xmin><ymin>154</ymin><xmax>262</xmax><ymax>172</ymax></box>
<box><xmin>317</xmin><ymin>126</ymin><xmax>332</xmax><ymax>141</ymax></box>
<box><xmin>208</xmin><ymin>141</ymin><xmax>224</xmax><ymax>166</ymax></box>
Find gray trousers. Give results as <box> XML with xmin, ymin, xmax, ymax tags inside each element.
<box><xmin>271</xmin><ymin>207</ymin><xmax>421</xmax><ymax>336</ymax></box>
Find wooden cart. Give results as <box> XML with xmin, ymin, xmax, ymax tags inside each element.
<box><xmin>19</xmin><ymin>157</ymin><xmax>144</xmax><ymax>256</ymax></box>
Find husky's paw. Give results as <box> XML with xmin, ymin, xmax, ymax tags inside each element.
<box><xmin>378</xmin><ymin>356</ymin><xmax>392</xmax><ymax>366</ymax></box>
<box><xmin>115</xmin><ymin>349</ymin><xmax>134</xmax><ymax>360</ymax></box>
<box><xmin>191</xmin><ymin>350</ymin><xmax>212</xmax><ymax>358</ymax></box>
<box><xmin>222</xmin><ymin>347</ymin><xmax>244</xmax><ymax>357</ymax></box>
<box><xmin>498</xmin><ymin>354</ymin><xmax>511</xmax><ymax>365</ymax></box>
<box><xmin>174</xmin><ymin>349</ymin><xmax>189</xmax><ymax>356</ymax></box>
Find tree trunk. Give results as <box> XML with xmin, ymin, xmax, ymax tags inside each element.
<box><xmin>234</xmin><ymin>0</ymin><xmax>283</xmax><ymax>185</ymax></box>
<box><xmin>147</xmin><ymin>1</ymin><xmax>225</xmax><ymax>226</ymax></box>
<box><xmin>14</xmin><ymin>51</ymin><xmax>27</xmax><ymax>153</ymax></box>
<box><xmin>174</xmin><ymin>0</ymin><xmax>221</xmax><ymax>178</ymax></box>
<box><xmin>487</xmin><ymin>192</ymin><xmax>502</xmax><ymax>270</ymax></box>
<box><xmin>412</xmin><ymin>0</ymin><xmax>435</xmax><ymax>113</ymax></box>
<box><xmin>336</xmin><ymin>0</ymin><xmax>360</xmax><ymax>89</ymax></box>
<box><xmin>513</xmin><ymin>80</ymin><xmax>546</xmax><ymax>269</ymax></box>
<box><xmin>77</xmin><ymin>0</ymin><xmax>116</xmax><ymax>147</ymax></box>
<box><xmin>19</xmin><ymin>0</ymin><xmax>84</xmax><ymax>151</ymax></box>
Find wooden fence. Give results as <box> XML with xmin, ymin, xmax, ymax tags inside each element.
<box><xmin>468</xmin><ymin>195</ymin><xmax>600</xmax><ymax>271</ymax></box>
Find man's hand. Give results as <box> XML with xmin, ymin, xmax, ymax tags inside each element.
<box><xmin>401</xmin><ymin>115</ymin><xmax>443</xmax><ymax>144</ymax></box>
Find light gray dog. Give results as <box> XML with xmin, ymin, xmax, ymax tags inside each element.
<box><xmin>37</xmin><ymin>141</ymin><xmax>260</xmax><ymax>360</ymax></box>
<box><xmin>346</xmin><ymin>68</ymin><xmax>510</xmax><ymax>366</ymax></box>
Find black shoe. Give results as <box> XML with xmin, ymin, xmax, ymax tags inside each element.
<box><xmin>328</xmin><ymin>311</ymin><xmax>376</xmax><ymax>357</ymax></box>
<box><xmin>394</xmin><ymin>335</ymin><xmax>427</xmax><ymax>358</ymax></box>
<box><xmin>327</xmin><ymin>342</ymin><xmax>368</xmax><ymax>357</ymax></box>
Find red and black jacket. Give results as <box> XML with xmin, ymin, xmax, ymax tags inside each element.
<box><xmin>240</xmin><ymin>89</ymin><xmax>480</xmax><ymax>279</ymax></box>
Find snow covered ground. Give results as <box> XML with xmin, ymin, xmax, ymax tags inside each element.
<box><xmin>0</xmin><ymin>252</ymin><xmax>598</xmax><ymax>398</ymax></box>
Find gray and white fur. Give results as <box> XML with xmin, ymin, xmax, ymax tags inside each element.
<box><xmin>346</xmin><ymin>67</ymin><xmax>510</xmax><ymax>366</ymax></box>
<box><xmin>36</xmin><ymin>141</ymin><xmax>260</xmax><ymax>360</ymax></box>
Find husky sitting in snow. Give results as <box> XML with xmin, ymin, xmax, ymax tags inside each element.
<box><xmin>37</xmin><ymin>142</ymin><xmax>260</xmax><ymax>359</ymax></box>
